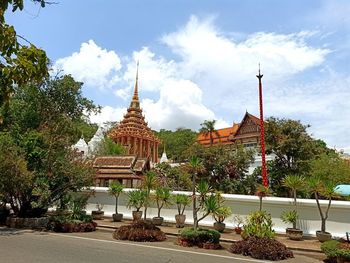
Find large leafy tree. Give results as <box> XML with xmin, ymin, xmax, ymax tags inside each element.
<box><xmin>199</xmin><ymin>120</ymin><xmax>220</xmax><ymax>146</ymax></box>
<box><xmin>185</xmin><ymin>143</ymin><xmax>254</xmax><ymax>191</ymax></box>
<box><xmin>0</xmin><ymin>0</ymin><xmax>51</xmax><ymax>120</ymax></box>
<box><xmin>262</xmin><ymin>117</ymin><xmax>333</xmax><ymax>196</ymax></box>
<box><xmin>0</xmin><ymin>75</ymin><xmax>99</xmax><ymax>217</ymax></box>
<box><xmin>156</xmin><ymin>128</ymin><xmax>197</xmax><ymax>162</ymax></box>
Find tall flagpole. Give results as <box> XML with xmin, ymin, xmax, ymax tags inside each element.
<box><xmin>256</xmin><ymin>65</ymin><xmax>268</xmax><ymax>187</ymax></box>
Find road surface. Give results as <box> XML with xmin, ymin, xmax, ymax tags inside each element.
<box><xmin>0</xmin><ymin>227</ymin><xmax>322</xmax><ymax>263</ymax></box>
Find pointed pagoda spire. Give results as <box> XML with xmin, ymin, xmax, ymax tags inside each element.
<box><xmin>130</xmin><ymin>61</ymin><xmax>140</xmax><ymax>109</ymax></box>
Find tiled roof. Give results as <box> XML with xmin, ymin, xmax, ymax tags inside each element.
<box><xmin>197</xmin><ymin>124</ymin><xmax>239</xmax><ymax>145</ymax></box>
<box><xmin>197</xmin><ymin>112</ymin><xmax>261</xmax><ymax>146</ymax></box>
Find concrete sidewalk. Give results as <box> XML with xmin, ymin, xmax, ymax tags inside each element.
<box><xmin>95</xmin><ymin>218</ymin><xmax>322</xmax><ymax>253</ymax></box>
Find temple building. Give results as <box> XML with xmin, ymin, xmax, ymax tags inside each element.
<box><xmin>197</xmin><ymin>111</ymin><xmax>261</xmax><ymax>148</ymax></box>
<box><xmin>197</xmin><ymin>111</ymin><xmax>275</xmax><ymax>174</ymax></box>
<box><xmin>108</xmin><ymin>64</ymin><xmax>161</xmax><ymax>163</ymax></box>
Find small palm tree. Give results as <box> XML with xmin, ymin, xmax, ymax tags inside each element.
<box><xmin>308</xmin><ymin>177</ymin><xmax>339</xmax><ymax>233</ymax></box>
<box><xmin>174</xmin><ymin>194</ymin><xmax>191</xmax><ymax>215</ymax></box>
<box><xmin>200</xmin><ymin>120</ymin><xmax>220</xmax><ymax>146</ymax></box>
<box><xmin>141</xmin><ymin>171</ymin><xmax>158</xmax><ymax>220</ymax></box>
<box><xmin>188</xmin><ymin>156</ymin><xmax>205</xmax><ymax>230</ymax></box>
<box><xmin>154</xmin><ymin>187</ymin><xmax>172</xmax><ymax>218</ymax></box>
<box><xmin>282</xmin><ymin>175</ymin><xmax>305</xmax><ymax>229</ymax></box>
<box><xmin>108</xmin><ymin>181</ymin><xmax>124</xmax><ymax>215</ymax></box>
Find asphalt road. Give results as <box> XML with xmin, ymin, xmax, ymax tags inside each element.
<box><xmin>0</xmin><ymin>228</ymin><xmax>322</xmax><ymax>263</ymax></box>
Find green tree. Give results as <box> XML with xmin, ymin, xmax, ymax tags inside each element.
<box><xmin>307</xmin><ymin>153</ymin><xmax>350</xmax><ymax>233</ymax></box>
<box><xmin>199</xmin><ymin>120</ymin><xmax>220</xmax><ymax>146</ymax></box>
<box><xmin>0</xmin><ymin>0</ymin><xmax>50</xmax><ymax>121</ymax></box>
<box><xmin>108</xmin><ymin>181</ymin><xmax>124</xmax><ymax>215</ymax></box>
<box><xmin>141</xmin><ymin>171</ymin><xmax>158</xmax><ymax>220</ymax></box>
<box><xmin>188</xmin><ymin>156</ymin><xmax>205</xmax><ymax>230</ymax></box>
<box><xmin>185</xmin><ymin>144</ymin><xmax>254</xmax><ymax>191</ymax></box>
<box><xmin>95</xmin><ymin>137</ymin><xmax>125</xmax><ymax>156</ymax></box>
<box><xmin>0</xmin><ymin>75</ymin><xmax>98</xmax><ymax>217</ymax></box>
<box><xmin>263</xmin><ymin>117</ymin><xmax>333</xmax><ymax>195</ymax></box>
<box><xmin>156</xmin><ymin>128</ymin><xmax>197</xmax><ymax>162</ymax></box>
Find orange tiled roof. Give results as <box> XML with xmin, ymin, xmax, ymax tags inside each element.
<box><xmin>197</xmin><ymin>124</ymin><xmax>239</xmax><ymax>145</ymax></box>
<box><xmin>197</xmin><ymin>112</ymin><xmax>261</xmax><ymax>146</ymax></box>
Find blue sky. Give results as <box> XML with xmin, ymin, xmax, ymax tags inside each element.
<box><xmin>7</xmin><ymin>0</ymin><xmax>350</xmax><ymax>152</ymax></box>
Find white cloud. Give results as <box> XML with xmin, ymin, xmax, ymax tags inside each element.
<box><xmin>60</xmin><ymin>16</ymin><xmax>350</xmax><ymax>152</ymax></box>
<box><xmin>55</xmin><ymin>40</ymin><xmax>122</xmax><ymax>89</ymax></box>
<box><xmin>162</xmin><ymin>16</ymin><xmax>329</xmax><ymax>84</ymax></box>
<box><xmin>89</xmin><ymin>106</ymin><xmax>126</xmax><ymax>125</ymax></box>
<box><xmin>141</xmin><ymin>78</ymin><xmax>229</xmax><ymax>131</ymax></box>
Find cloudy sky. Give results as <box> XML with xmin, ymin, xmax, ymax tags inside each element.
<box><xmin>7</xmin><ymin>0</ymin><xmax>350</xmax><ymax>152</ymax></box>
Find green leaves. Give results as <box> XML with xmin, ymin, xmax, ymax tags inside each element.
<box><xmin>0</xmin><ymin>0</ymin><xmax>50</xmax><ymax>120</ymax></box>
<box><xmin>108</xmin><ymin>181</ymin><xmax>124</xmax><ymax>197</ymax></box>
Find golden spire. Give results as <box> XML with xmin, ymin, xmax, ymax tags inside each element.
<box><xmin>130</xmin><ymin>61</ymin><xmax>140</xmax><ymax>109</ymax></box>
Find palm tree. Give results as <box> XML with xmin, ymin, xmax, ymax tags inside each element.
<box><xmin>200</xmin><ymin>120</ymin><xmax>220</xmax><ymax>146</ymax></box>
<box><xmin>141</xmin><ymin>171</ymin><xmax>158</xmax><ymax>220</ymax></box>
<box><xmin>282</xmin><ymin>175</ymin><xmax>305</xmax><ymax>228</ymax></box>
<box><xmin>188</xmin><ymin>156</ymin><xmax>205</xmax><ymax>230</ymax></box>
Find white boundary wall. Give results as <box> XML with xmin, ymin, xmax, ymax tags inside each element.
<box><xmin>86</xmin><ymin>187</ymin><xmax>350</xmax><ymax>237</ymax></box>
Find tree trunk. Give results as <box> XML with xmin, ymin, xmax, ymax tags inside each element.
<box><xmin>293</xmin><ymin>189</ymin><xmax>297</xmax><ymax>229</ymax></box>
<box><xmin>192</xmin><ymin>174</ymin><xmax>198</xmax><ymax>230</ymax></box>
<box><xmin>144</xmin><ymin>206</ymin><xmax>147</xmax><ymax>220</ymax></box>
<box><xmin>321</xmin><ymin>218</ymin><xmax>326</xmax><ymax>232</ymax></box>
<box><xmin>115</xmin><ymin>196</ymin><xmax>118</xmax><ymax>214</ymax></box>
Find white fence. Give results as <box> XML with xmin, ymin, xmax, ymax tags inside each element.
<box><xmin>86</xmin><ymin>187</ymin><xmax>350</xmax><ymax>237</ymax></box>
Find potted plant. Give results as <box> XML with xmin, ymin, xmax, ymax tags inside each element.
<box><xmin>91</xmin><ymin>203</ymin><xmax>104</xmax><ymax>220</ymax></box>
<box><xmin>127</xmin><ymin>190</ymin><xmax>145</xmax><ymax>221</ymax></box>
<box><xmin>280</xmin><ymin>210</ymin><xmax>303</xmax><ymax>240</ymax></box>
<box><xmin>282</xmin><ymin>175</ymin><xmax>305</xmax><ymax>240</ymax></box>
<box><xmin>108</xmin><ymin>181</ymin><xmax>124</xmax><ymax>222</ymax></box>
<box><xmin>232</xmin><ymin>215</ymin><xmax>244</xmax><ymax>234</ymax></box>
<box><xmin>173</xmin><ymin>194</ymin><xmax>191</xmax><ymax>228</ymax></box>
<box><xmin>152</xmin><ymin>187</ymin><xmax>172</xmax><ymax>226</ymax></box>
<box><xmin>213</xmin><ymin>206</ymin><xmax>232</xmax><ymax>232</ymax></box>
<box><xmin>308</xmin><ymin>177</ymin><xmax>338</xmax><ymax>242</ymax></box>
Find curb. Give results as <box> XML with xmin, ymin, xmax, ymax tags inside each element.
<box><xmin>96</xmin><ymin>224</ymin><xmax>322</xmax><ymax>254</ymax></box>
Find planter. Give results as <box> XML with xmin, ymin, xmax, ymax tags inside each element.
<box><xmin>316</xmin><ymin>230</ymin><xmax>332</xmax><ymax>242</ymax></box>
<box><xmin>234</xmin><ymin>227</ymin><xmax>242</xmax><ymax>235</ymax></box>
<box><xmin>175</xmin><ymin>214</ymin><xmax>186</xmax><ymax>228</ymax></box>
<box><xmin>213</xmin><ymin>222</ymin><xmax>225</xmax><ymax>233</ymax></box>
<box><xmin>91</xmin><ymin>210</ymin><xmax>104</xmax><ymax>220</ymax></box>
<box><xmin>112</xmin><ymin>213</ymin><xmax>123</xmax><ymax>222</ymax></box>
<box><xmin>132</xmin><ymin>211</ymin><xmax>142</xmax><ymax>221</ymax></box>
<box><xmin>286</xmin><ymin>228</ymin><xmax>303</xmax><ymax>241</ymax></box>
<box><xmin>152</xmin><ymin>217</ymin><xmax>164</xmax><ymax>226</ymax></box>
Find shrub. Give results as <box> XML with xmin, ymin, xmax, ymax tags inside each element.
<box><xmin>337</xmin><ymin>242</ymin><xmax>350</xmax><ymax>260</ymax></box>
<box><xmin>242</xmin><ymin>211</ymin><xmax>275</xmax><ymax>239</ymax></box>
<box><xmin>113</xmin><ymin>220</ymin><xmax>166</xmax><ymax>242</ymax></box>
<box><xmin>321</xmin><ymin>240</ymin><xmax>339</xmax><ymax>259</ymax></box>
<box><xmin>321</xmin><ymin>240</ymin><xmax>350</xmax><ymax>262</ymax></box>
<box><xmin>179</xmin><ymin>228</ymin><xmax>221</xmax><ymax>247</ymax></box>
<box><xmin>229</xmin><ymin>237</ymin><xmax>294</xmax><ymax>261</ymax></box>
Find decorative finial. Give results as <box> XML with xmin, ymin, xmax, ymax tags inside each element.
<box><xmin>256</xmin><ymin>63</ymin><xmax>263</xmax><ymax>79</ymax></box>
<box><xmin>130</xmin><ymin>61</ymin><xmax>140</xmax><ymax>108</ymax></box>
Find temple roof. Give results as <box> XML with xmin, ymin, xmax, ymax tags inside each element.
<box><xmin>109</xmin><ymin>63</ymin><xmax>161</xmax><ymax>143</ymax></box>
<box><xmin>197</xmin><ymin>112</ymin><xmax>260</xmax><ymax>146</ymax></box>
<box><xmin>93</xmin><ymin>155</ymin><xmax>149</xmax><ymax>180</ymax></box>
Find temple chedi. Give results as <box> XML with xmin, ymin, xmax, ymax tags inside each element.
<box><xmin>109</xmin><ymin>63</ymin><xmax>161</xmax><ymax>163</ymax></box>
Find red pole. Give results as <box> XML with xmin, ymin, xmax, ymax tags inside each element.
<box><xmin>256</xmin><ymin>66</ymin><xmax>268</xmax><ymax>187</ymax></box>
